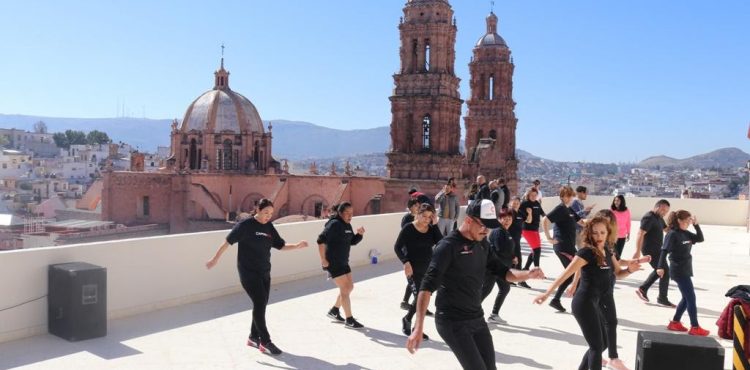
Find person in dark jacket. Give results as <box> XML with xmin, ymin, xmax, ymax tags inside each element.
<box><xmin>206</xmin><ymin>199</ymin><xmax>309</xmax><ymax>355</ymax></box>
<box><xmin>658</xmin><ymin>210</ymin><xmax>708</xmax><ymax>336</ymax></box>
<box><xmin>318</xmin><ymin>202</ymin><xmax>366</xmax><ymax>329</ymax></box>
<box><xmin>481</xmin><ymin>208</ymin><xmax>518</xmax><ymax>324</ymax></box>
<box><xmin>395</xmin><ymin>203</ymin><xmax>444</xmax><ymax>339</ymax></box>
<box><xmin>400</xmin><ymin>198</ymin><xmax>422</xmax><ymax>310</ymax></box>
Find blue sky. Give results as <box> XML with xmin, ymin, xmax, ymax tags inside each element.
<box><xmin>0</xmin><ymin>1</ymin><xmax>748</xmax><ymax>162</ymax></box>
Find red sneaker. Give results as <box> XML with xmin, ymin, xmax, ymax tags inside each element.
<box><xmin>688</xmin><ymin>326</ymin><xmax>709</xmax><ymax>336</ymax></box>
<box><xmin>666</xmin><ymin>321</ymin><xmax>688</xmax><ymax>332</ymax></box>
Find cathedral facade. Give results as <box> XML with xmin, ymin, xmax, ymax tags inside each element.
<box><xmin>102</xmin><ymin>1</ymin><xmax>519</xmax><ymax>232</ymax></box>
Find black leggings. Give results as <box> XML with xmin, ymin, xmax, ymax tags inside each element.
<box><xmin>614</xmin><ymin>238</ymin><xmax>626</xmax><ymax>259</ymax></box>
<box><xmin>436</xmin><ymin>317</ymin><xmax>496</xmax><ymax>370</ymax></box>
<box><xmin>523</xmin><ymin>248</ymin><xmax>541</xmax><ymax>270</ymax></box>
<box><xmin>512</xmin><ymin>235</ymin><xmax>523</xmax><ymax>269</ymax></box>
<box><xmin>404</xmin><ymin>267</ymin><xmax>427</xmax><ymax>321</ymax></box>
<box><xmin>599</xmin><ymin>291</ymin><xmax>619</xmax><ymax>359</ymax></box>
<box><xmin>553</xmin><ymin>249</ymin><xmax>575</xmax><ymax>301</ymax></box>
<box><xmin>481</xmin><ymin>274</ymin><xmax>511</xmax><ymax>315</ymax></box>
<box><xmin>239</xmin><ymin>270</ymin><xmax>272</xmax><ymax>344</ymax></box>
<box><xmin>640</xmin><ymin>250</ymin><xmax>670</xmax><ymax>299</ymax></box>
<box><xmin>572</xmin><ymin>295</ymin><xmax>607</xmax><ymax>370</ymax></box>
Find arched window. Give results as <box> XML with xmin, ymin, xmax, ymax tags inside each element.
<box><xmin>422</xmin><ymin>115</ymin><xmax>431</xmax><ymax>151</ymax></box>
<box><xmin>411</xmin><ymin>39</ymin><xmax>418</xmax><ymax>72</ymax></box>
<box><xmin>189</xmin><ymin>138</ymin><xmax>198</xmax><ymax>170</ymax></box>
<box><xmin>489</xmin><ymin>129</ymin><xmax>497</xmax><ymax>139</ymax></box>
<box><xmin>222</xmin><ymin>139</ymin><xmax>233</xmax><ymax>170</ymax></box>
<box><xmin>488</xmin><ymin>75</ymin><xmax>495</xmax><ymax>100</ymax></box>
<box><xmin>424</xmin><ymin>39</ymin><xmax>431</xmax><ymax>72</ymax></box>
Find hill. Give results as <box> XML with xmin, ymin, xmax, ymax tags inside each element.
<box><xmin>638</xmin><ymin>147</ymin><xmax>750</xmax><ymax>169</ymax></box>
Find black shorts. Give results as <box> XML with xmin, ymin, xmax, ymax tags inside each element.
<box><xmin>327</xmin><ymin>264</ymin><xmax>351</xmax><ymax>279</ymax></box>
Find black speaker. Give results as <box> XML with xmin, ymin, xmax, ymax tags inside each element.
<box><xmin>48</xmin><ymin>262</ymin><xmax>107</xmax><ymax>341</ymax></box>
<box><xmin>636</xmin><ymin>331</ymin><xmax>724</xmax><ymax>370</ymax></box>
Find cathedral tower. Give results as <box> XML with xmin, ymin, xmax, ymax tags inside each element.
<box><xmin>463</xmin><ymin>11</ymin><xmax>518</xmax><ymax>191</ymax></box>
<box><xmin>386</xmin><ymin>0</ymin><xmax>464</xmax><ymax>180</ymax></box>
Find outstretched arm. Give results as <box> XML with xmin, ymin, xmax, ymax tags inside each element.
<box><xmin>281</xmin><ymin>241</ymin><xmax>308</xmax><ymax>251</ymax></box>
<box><xmin>206</xmin><ymin>240</ymin><xmax>230</xmax><ymax>269</ymax></box>
<box><xmin>406</xmin><ymin>290</ymin><xmax>432</xmax><ymax>354</ymax></box>
<box><xmin>534</xmin><ymin>256</ymin><xmax>587</xmax><ymax>304</ymax></box>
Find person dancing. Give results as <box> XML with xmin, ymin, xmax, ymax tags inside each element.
<box><xmin>521</xmin><ymin>187</ymin><xmax>545</xmax><ymax>277</ymax></box>
<box><xmin>535</xmin><ymin>217</ymin><xmax>643</xmax><ymax>370</ymax></box>
<box><xmin>394</xmin><ymin>203</ymin><xmax>444</xmax><ymax>339</ymax></box>
<box><xmin>481</xmin><ymin>208</ymin><xmax>518</xmax><ymax>324</ymax></box>
<box><xmin>610</xmin><ymin>195</ymin><xmax>631</xmax><ymax>259</ymax></box>
<box><xmin>205</xmin><ymin>199</ymin><xmax>309</xmax><ymax>355</ymax></box>
<box><xmin>319</xmin><ymin>202</ymin><xmax>366</xmax><ymax>329</ymax></box>
<box><xmin>659</xmin><ymin>210</ymin><xmax>708</xmax><ymax>336</ymax></box>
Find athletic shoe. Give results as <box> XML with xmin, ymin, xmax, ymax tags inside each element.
<box><xmin>509</xmin><ymin>282</ymin><xmax>517</xmax><ymax>287</ymax></box>
<box><xmin>327</xmin><ymin>308</ymin><xmax>345</xmax><ymax>323</ymax></box>
<box><xmin>400</xmin><ymin>301</ymin><xmax>411</xmax><ymax>311</ymax></box>
<box><xmin>688</xmin><ymin>326</ymin><xmax>709</xmax><ymax>336</ymax></box>
<box><xmin>656</xmin><ymin>297</ymin><xmax>676</xmax><ymax>308</ymax></box>
<box><xmin>421</xmin><ymin>332</ymin><xmax>429</xmax><ymax>341</ymax></box>
<box><xmin>635</xmin><ymin>287</ymin><xmax>649</xmax><ymax>302</ymax></box>
<box><xmin>487</xmin><ymin>314</ymin><xmax>506</xmax><ymax>324</ymax></box>
<box><xmin>518</xmin><ymin>281</ymin><xmax>531</xmax><ymax>289</ymax></box>
<box><xmin>402</xmin><ymin>317</ymin><xmax>412</xmax><ymax>335</ymax></box>
<box><xmin>259</xmin><ymin>341</ymin><xmax>282</xmax><ymax>355</ymax></box>
<box><xmin>345</xmin><ymin>317</ymin><xmax>364</xmax><ymax>329</ymax></box>
<box><xmin>666</xmin><ymin>320</ymin><xmax>688</xmax><ymax>332</ymax></box>
<box><xmin>549</xmin><ymin>299</ymin><xmax>566</xmax><ymax>313</ymax></box>
<box><xmin>425</xmin><ymin>309</ymin><xmax>434</xmax><ymax>316</ymax></box>
<box><xmin>247</xmin><ymin>336</ymin><xmax>260</xmax><ymax>348</ymax></box>
<box><xmin>607</xmin><ymin>358</ymin><xmax>630</xmax><ymax>370</ymax></box>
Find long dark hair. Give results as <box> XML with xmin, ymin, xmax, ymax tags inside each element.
<box><xmin>610</xmin><ymin>195</ymin><xmax>627</xmax><ymax>212</ymax></box>
<box><xmin>581</xmin><ymin>216</ymin><xmax>613</xmax><ymax>266</ymax></box>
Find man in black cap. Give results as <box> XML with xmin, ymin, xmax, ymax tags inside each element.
<box><xmin>407</xmin><ymin>199</ymin><xmax>545</xmax><ymax>370</ymax></box>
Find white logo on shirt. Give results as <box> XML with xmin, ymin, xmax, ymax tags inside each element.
<box><xmin>345</xmin><ymin>230</ymin><xmax>353</xmax><ymax>234</ymax></box>
<box><xmin>255</xmin><ymin>232</ymin><xmax>270</xmax><ymax>238</ymax></box>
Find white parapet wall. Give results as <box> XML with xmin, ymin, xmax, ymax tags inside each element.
<box><xmin>0</xmin><ymin>212</ymin><xmax>403</xmax><ymax>344</ymax></box>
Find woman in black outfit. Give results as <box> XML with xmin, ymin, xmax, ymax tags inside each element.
<box><xmin>318</xmin><ymin>202</ymin><xmax>366</xmax><ymax>329</ymax></box>
<box><xmin>206</xmin><ymin>199</ymin><xmax>309</xmax><ymax>355</ymax></box>
<box><xmin>535</xmin><ymin>217</ymin><xmax>643</xmax><ymax>370</ymax></box>
<box><xmin>394</xmin><ymin>203</ymin><xmax>444</xmax><ymax>339</ymax></box>
<box><xmin>658</xmin><ymin>210</ymin><xmax>708</xmax><ymax>336</ymax></box>
<box><xmin>481</xmin><ymin>208</ymin><xmax>518</xmax><ymax>323</ymax></box>
<box><xmin>541</xmin><ymin>186</ymin><xmax>581</xmax><ymax>313</ymax></box>
<box><xmin>400</xmin><ymin>198</ymin><xmax>422</xmax><ymax>310</ymax></box>
<box><xmin>509</xmin><ymin>196</ymin><xmax>524</xmax><ymax>270</ymax></box>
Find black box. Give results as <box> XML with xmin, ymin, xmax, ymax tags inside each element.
<box><xmin>636</xmin><ymin>331</ymin><xmax>724</xmax><ymax>370</ymax></box>
<box><xmin>48</xmin><ymin>262</ymin><xmax>107</xmax><ymax>341</ymax></box>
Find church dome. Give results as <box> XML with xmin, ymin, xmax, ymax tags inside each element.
<box><xmin>178</xmin><ymin>60</ymin><xmax>264</xmax><ymax>134</ymax></box>
<box><xmin>476</xmin><ymin>12</ymin><xmax>507</xmax><ymax>48</ymax></box>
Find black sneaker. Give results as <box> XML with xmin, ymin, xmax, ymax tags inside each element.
<box><xmin>656</xmin><ymin>297</ymin><xmax>676</xmax><ymax>308</ymax></box>
<box><xmin>425</xmin><ymin>309</ymin><xmax>434</xmax><ymax>316</ymax></box>
<box><xmin>518</xmin><ymin>281</ymin><xmax>531</xmax><ymax>289</ymax></box>
<box><xmin>259</xmin><ymin>341</ymin><xmax>282</xmax><ymax>355</ymax></box>
<box><xmin>345</xmin><ymin>317</ymin><xmax>364</xmax><ymax>329</ymax></box>
<box><xmin>402</xmin><ymin>317</ymin><xmax>411</xmax><ymax>335</ymax></box>
<box><xmin>421</xmin><ymin>332</ymin><xmax>429</xmax><ymax>341</ymax></box>
<box><xmin>247</xmin><ymin>336</ymin><xmax>260</xmax><ymax>348</ymax></box>
<box><xmin>327</xmin><ymin>308</ymin><xmax>345</xmax><ymax>323</ymax></box>
<box><xmin>636</xmin><ymin>287</ymin><xmax>649</xmax><ymax>303</ymax></box>
<box><xmin>549</xmin><ymin>299</ymin><xmax>566</xmax><ymax>313</ymax></box>
<box><xmin>400</xmin><ymin>301</ymin><xmax>411</xmax><ymax>310</ymax></box>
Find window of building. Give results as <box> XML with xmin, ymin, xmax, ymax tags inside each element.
<box><xmin>314</xmin><ymin>202</ymin><xmax>323</xmax><ymax>218</ymax></box>
<box><xmin>222</xmin><ymin>139</ymin><xmax>233</xmax><ymax>170</ymax></box>
<box><xmin>424</xmin><ymin>40</ymin><xmax>431</xmax><ymax>72</ymax></box>
<box><xmin>143</xmin><ymin>196</ymin><xmax>150</xmax><ymax>217</ymax></box>
<box><xmin>422</xmin><ymin>115</ymin><xmax>431</xmax><ymax>151</ymax></box>
<box><xmin>489</xmin><ymin>129</ymin><xmax>497</xmax><ymax>139</ymax></box>
<box><xmin>489</xmin><ymin>75</ymin><xmax>495</xmax><ymax>100</ymax></box>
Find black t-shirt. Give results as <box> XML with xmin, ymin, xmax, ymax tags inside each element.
<box><xmin>226</xmin><ymin>217</ymin><xmax>285</xmax><ymax>274</ymax></box>
<box><xmin>318</xmin><ymin>217</ymin><xmax>363</xmax><ymax>267</ymax></box>
<box><xmin>420</xmin><ymin>230</ymin><xmax>510</xmax><ymax>321</ymax></box>
<box><xmin>489</xmin><ymin>227</ymin><xmax>515</xmax><ymax>267</ymax></box>
<box><xmin>401</xmin><ymin>212</ymin><xmax>415</xmax><ymax>228</ymax></box>
<box><xmin>394</xmin><ymin>223</ymin><xmax>443</xmax><ymax>268</ymax></box>
<box><xmin>546</xmin><ymin>203</ymin><xmax>581</xmax><ymax>254</ymax></box>
<box><xmin>640</xmin><ymin>211</ymin><xmax>666</xmax><ymax>254</ymax></box>
<box><xmin>509</xmin><ymin>210</ymin><xmax>524</xmax><ymax>239</ymax></box>
<box><xmin>658</xmin><ymin>225</ymin><xmax>704</xmax><ymax>279</ymax></box>
<box><xmin>574</xmin><ymin>247</ymin><xmax>615</xmax><ymax>300</ymax></box>
<box><xmin>519</xmin><ymin>200</ymin><xmax>545</xmax><ymax>231</ymax></box>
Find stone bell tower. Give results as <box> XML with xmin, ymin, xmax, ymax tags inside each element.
<box><xmin>386</xmin><ymin>0</ymin><xmax>464</xmax><ymax>180</ymax></box>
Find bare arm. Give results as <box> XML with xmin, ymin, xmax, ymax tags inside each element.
<box><xmin>565</xmin><ymin>270</ymin><xmax>581</xmax><ymax>297</ymax></box>
<box><xmin>542</xmin><ymin>217</ymin><xmax>555</xmax><ymax>244</ymax></box>
<box><xmin>614</xmin><ymin>254</ymin><xmax>642</xmax><ymax>279</ymax></box>
<box><xmin>505</xmin><ymin>267</ymin><xmax>545</xmax><ymax>283</ymax></box>
<box><xmin>205</xmin><ymin>240</ymin><xmax>230</xmax><ymax>269</ymax></box>
<box><xmin>406</xmin><ymin>290</ymin><xmax>432</xmax><ymax>354</ymax></box>
<box><xmin>632</xmin><ymin>229</ymin><xmax>646</xmax><ymax>259</ymax></box>
<box><xmin>534</xmin><ymin>257</ymin><xmax>587</xmax><ymax>304</ymax></box>
<box><xmin>318</xmin><ymin>243</ymin><xmax>329</xmax><ymax>267</ymax></box>
<box><xmin>281</xmin><ymin>241</ymin><xmax>308</xmax><ymax>251</ymax></box>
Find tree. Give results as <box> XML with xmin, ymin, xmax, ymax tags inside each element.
<box><xmin>33</xmin><ymin>121</ymin><xmax>48</xmax><ymax>134</ymax></box>
<box><xmin>86</xmin><ymin>130</ymin><xmax>111</xmax><ymax>145</ymax></box>
<box><xmin>52</xmin><ymin>132</ymin><xmax>69</xmax><ymax>149</ymax></box>
<box><xmin>0</xmin><ymin>134</ymin><xmax>8</xmax><ymax>148</ymax></box>
<box><xmin>65</xmin><ymin>130</ymin><xmax>87</xmax><ymax>146</ymax></box>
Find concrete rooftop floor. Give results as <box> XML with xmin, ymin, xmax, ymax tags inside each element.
<box><xmin>1</xmin><ymin>223</ymin><xmax>748</xmax><ymax>370</ymax></box>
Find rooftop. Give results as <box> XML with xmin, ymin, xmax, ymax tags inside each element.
<box><xmin>0</xmin><ymin>220</ymin><xmax>747</xmax><ymax>369</ymax></box>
